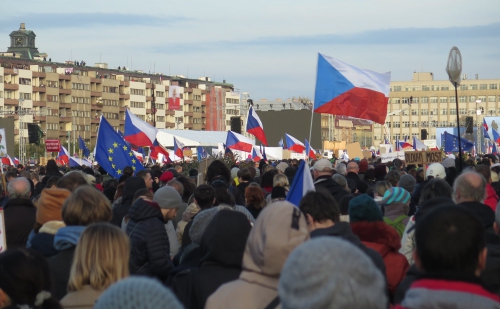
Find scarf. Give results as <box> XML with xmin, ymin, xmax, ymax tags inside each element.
<box><xmin>53</xmin><ymin>226</ymin><xmax>86</xmax><ymax>251</ymax></box>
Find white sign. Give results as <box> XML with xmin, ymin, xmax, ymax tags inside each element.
<box><xmin>424</xmin><ymin>139</ymin><xmax>437</xmax><ymax>149</ymax></box>
<box><xmin>0</xmin><ymin>128</ymin><xmax>7</xmax><ymax>157</ymax></box>
<box><xmin>381</xmin><ymin>151</ymin><xmax>405</xmax><ymax>163</ymax></box>
<box><xmin>0</xmin><ymin>210</ymin><xmax>6</xmax><ymax>252</ymax></box>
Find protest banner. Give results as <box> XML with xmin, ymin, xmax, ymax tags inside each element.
<box><xmin>404</xmin><ymin>150</ymin><xmax>442</xmax><ymax>165</ymax></box>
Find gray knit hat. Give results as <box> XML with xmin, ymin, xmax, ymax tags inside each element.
<box><xmin>95</xmin><ymin>277</ymin><xmax>183</xmax><ymax>309</ymax></box>
<box><xmin>189</xmin><ymin>208</ymin><xmax>220</xmax><ymax>245</ymax></box>
<box><xmin>398</xmin><ymin>174</ymin><xmax>416</xmax><ymax>193</ymax></box>
<box><xmin>153</xmin><ymin>186</ymin><xmax>184</xmax><ymax>209</ymax></box>
<box><xmin>279</xmin><ymin>237</ymin><xmax>387</xmax><ymax>309</ymax></box>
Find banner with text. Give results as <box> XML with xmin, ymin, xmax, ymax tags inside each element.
<box><xmin>168</xmin><ymin>86</ymin><xmax>181</xmax><ymax>111</ymax></box>
<box><xmin>381</xmin><ymin>151</ymin><xmax>405</xmax><ymax>163</ymax></box>
<box><xmin>45</xmin><ymin>139</ymin><xmax>61</xmax><ymax>152</ymax></box>
<box><xmin>404</xmin><ymin>150</ymin><xmax>442</xmax><ymax>164</ymax></box>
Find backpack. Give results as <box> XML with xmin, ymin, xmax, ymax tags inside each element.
<box><xmin>384</xmin><ymin>215</ymin><xmax>408</xmax><ymax>237</ymax></box>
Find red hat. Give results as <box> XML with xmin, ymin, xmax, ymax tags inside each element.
<box><xmin>159</xmin><ymin>171</ymin><xmax>174</xmax><ymax>182</ymax></box>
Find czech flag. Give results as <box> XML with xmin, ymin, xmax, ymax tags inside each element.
<box><xmin>413</xmin><ymin>136</ymin><xmax>428</xmax><ymax>151</ymax></box>
<box><xmin>252</xmin><ymin>148</ymin><xmax>261</xmax><ymax>162</ymax></box>
<box><xmin>246</xmin><ymin>106</ymin><xmax>268</xmax><ymax>146</ymax></box>
<box><xmin>174</xmin><ymin>137</ymin><xmax>185</xmax><ymax>159</ymax></box>
<box><xmin>493</xmin><ymin>128</ymin><xmax>500</xmax><ymax>144</ymax></box>
<box><xmin>1</xmin><ymin>155</ymin><xmax>14</xmax><ymax>166</ymax></box>
<box><xmin>124</xmin><ymin>109</ymin><xmax>158</xmax><ymax>147</ymax></box>
<box><xmin>285</xmin><ymin>133</ymin><xmax>305</xmax><ymax>153</ymax></box>
<box><xmin>400</xmin><ymin>141</ymin><xmax>413</xmax><ymax>149</ymax></box>
<box><xmin>223</xmin><ymin>143</ymin><xmax>234</xmax><ymax>156</ymax></box>
<box><xmin>13</xmin><ymin>157</ymin><xmax>19</xmax><ymax>166</ymax></box>
<box><xmin>483</xmin><ymin>119</ymin><xmax>491</xmax><ymax>139</ymax></box>
<box><xmin>305</xmin><ymin>139</ymin><xmax>316</xmax><ymax>159</ymax></box>
<box><xmin>69</xmin><ymin>157</ymin><xmax>92</xmax><ymax>167</ymax></box>
<box><xmin>314</xmin><ymin>53</ymin><xmax>391</xmax><ymax>124</ymax></box>
<box><xmin>286</xmin><ymin>160</ymin><xmax>315</xmax><ymax>206</ymax></box>
<box><xmin>226</xmin><ymin>131</ymin><xmax>253</xmax><ymax>152</ymax></box>
<box><xmin>58</xmin><ymin>146</ymin><xmax>70</xmax><ymax>165</ymax></box>
<box><xmin>150</xmin><ymin>140</ymin><xmax>170</xmax><ymax>161</ymax></box>
<box><xmin>132</xmin><ymin>150</ymin><xmax>144</xmax><ymax>162</ymax></box>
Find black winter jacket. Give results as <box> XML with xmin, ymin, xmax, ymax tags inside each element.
<box><xmin>48</xmin><ymin>248</ymin><xmax>75</xmax><ymax>300</ymax></box>
<box><xmin>111</xmin><ymin>177</ymin><xmax>146</xmax><ymax>226</ymax></box>
<box><xmin>127</xmin><ymin>198</ymin><xmax>173</xmax><ymax>281</ymax></box>
<box><xmin>314</xmin><ymin>175</ymin><xmax>350</xmax><ymax>204</ymax></box>
<box><xmin>345</xmin><ymin>172</ymin><xmax>369</xmax><ymax>194</ymax></box>
<box><xmin>4</xmin><ymin>198</ymin><xmax>36</xmax><ymax>249</ymax></box>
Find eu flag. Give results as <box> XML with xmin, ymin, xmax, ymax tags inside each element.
<box><xmin>78</xmin><ymin>135</ymin><xmax>90</xmax><ymax>158</ymax></box>
<box><xmin>197</xmin><ymin>146</ymin><xmax>207</xmax><ymax>161</ymax></box>
<box><xmin>443</xmin><ymin>131</ymin><xmax>474</xmax><ymax>152</ymax></box>
<box><xmin>96</xmin><ymin>116</ymin><xmax>144</xmax><ymax>179</ymax></box>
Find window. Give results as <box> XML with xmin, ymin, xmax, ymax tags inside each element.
<box><xmin>412</xmin><ymin>121</ymin><xmax>418</xmax><ymax>128</ymax></box>
<box><xmin>103</xmin><ymin>99</ymin><xmax>118</xmax><ymax>106</ymax></box>
<box><xmin>459</xmin><ymin>108</ymin><xmax>466</xmax><ymax>115</ymax></box>
<box><xmin>155</xmin><ymin>91</ymin><xmax>164</xmax><ymax>97</ymax></box>
<box><xmin>403</xmin><ymin>121</ymin><xmax>410</xmax><ymax>128</ymax></box>
<box><xmin>449</xmin><ymin>96</ymin><xmax>456</xmax><ymax>103</ymax></box>
<box><xmin>460</xmin><ymin>84</ymin><xmax>468</xmax><ymax>90</ymax></box>
<box><xmin>439</xmin><ymin>97</ymin><xmax>448</xmax><ymax>103</ymax></box>
<box><xmin>0</xmin><ymin>91</ymin><xmax>2</xmax><ymax>98</ymax></box>
<box><xmin>421</xmin><ymin>97</ymin><xmax>429</xmax><ymax>103</ymax></box>
<box><xmin>392</xmin><ymin>98</ymin><xmax>400</xmax><ymax>104</ymax></box>
<box><xmin>489</xmin><ymin>96</ymin><xmax>496</xmax><ymax>102</ymax></box>
<box><xmin>450</xmin><ymin>108</ymin><xmax>456</xmax><ymax>115</ymax></box>
<box><xmin>19</xmin><ymin>78</ymin><xmax>31</xmax><ymax>85</ymax></box>
<box><xmin>412</xmin><ymin>86</ymin><xmax>420</xmax><ymax>91</ymax></box>
<box><xmin>131</xmin><ymin>88</ymin><xmax>145</xmax><ymax>96</ymax></box>
<box><xmin>421</xmin><ymin>109</ymin><xmax>428</xmax><ymax>115</ymax></box>
<box><xmin>441</xmin><ymin>109</ymin><xmax>447</xmax><ymax>115</ymax></box>
<box><xmin>412</xmin><ymin>97</ymin><xmax>419</xmax><ymax>104</ymax></box>
<box><xmin>5</xmin><ymin>91</ymin><xmax>13</xmax><ymax>99</ymax></box>
<box><xmin>194</xmin><ymin>95</ymin><xmax>202</xmax><ymax>101</ymax></box>
<box><xmin>156</xmin><ymin>116</ymin><xmax>165</xmax><ymax>122</ymax></box>
<box><xmin>226</xmin><ymin>98</ymin><xmax>238</xmax><ymax>104</ymax></box>
<box><xmin>155</xmin><ymin>103</ymin><xmax>164</xmax><ymax>110</ymax></box>
<box><xmin>72</xmin><ymin>83</ymin><xmax>89</xmax><ymax>90</ymax></box>
<box><xmin>480</xmin><ymin>84</ymin><xmax>487</xmax><ymax>90</ymax></box>
<box><xmin>0</xmin><ymin>76</ymin><xmax>3</xmax><ymax>83</ymax></box>
<box><xmin>490</xmin><ymin>84</ymin><xmax>498</xmax><ymax>90</ymax></box>
<box><xmin>430</xmin><ymin>97</ymin><xmax>438</xmax><ymax>103</ymax></box>
<box><xmin>393</xmin><ymin>86</ymin><xmax>402</xmax><ymax>92</ymax></box>
<box><xmin>47</xmin><ymin>95</ymin><xmax>58</xmax><ymax>102</ymax></box>
<box><xmin>20</xmin><ymin>93</ymin><xmax>31</xmax><ymax>100</ymax></box>
<box><xmin>469</xmin><ymin>96</ymin><xmax>476</xmax><ymax>102</ymax></box>
<box><xmin>47</xmin><ymin>80</ymin><xmax>58</xmax><ymax>88</ymax></box>
<box><xmin>103</xmin><ymin>86</ymin><xmax>118</xmax><ymax>93</ymax></box>
<box><xmin>130</xmin><ymin>101</ymin><xmax>145</xmax><ymax>108</ymax></box>
<box><xmin>422</xmin><ymin>85</ymin><xmax>430</xmax><ymax>91</ymax></box>
<box><xmin>411</xmin><ymin>109</ymin><xmax>418</xmax><ymax>115</ymax></box>
<box><xmin>440</xmin><ymin>85</ymin><xmax>449</xmax><ymax>91</ymax></box>
<box><xmin>470</xmin><ymin>84</ymin><xmax>478</xmax><ymax>90</ymax></box>
<box><xmin>393</xmin><ymin>122</ymin><xmax>400</xmax><ymax>128</ymax></box>
<box><xmin>459</xmin><ymin>96</ymin><xmax>467</xmax><ymax>103</ymax></box>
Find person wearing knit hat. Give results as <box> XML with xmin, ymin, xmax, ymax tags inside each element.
<box><xmin>95</xmin><ymin>277</ymin><xmax>183</xmax><ymax>309</ymax></box>
<box><xmin>276</xmin><ymin>162</ymin><xmax>288</xmax><ymax>174</ymax></box>
<box><xmin>279</xmin><ymin>237</ymin><xmax>388</xmax><ymax>309</ymax></box>
<box><xmin>159</xmin><ymin>171</ymin><xmax>174</xmax><ymax>186</ymax></box>
<box><xmin>381</xmin><ymin>187</ymin><xmax>411</xmax><ymax>237</ymax></box>
<box><xmin>153</xmin><ymin>186</ymin><xmax>185</xmax><ymax>257</ymax></box>
<box><xmin>398</xmin><ymin>174</ymin><xmax>416</xmax><ymax>194</ymax></box>
<box><xmin>349</xmin><ymin>194</ymin><xmax>409</xmax><ymax>303</ymax></box>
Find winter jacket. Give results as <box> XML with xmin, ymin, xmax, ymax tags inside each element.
<box><xmin>41</xmin><ymin>170</ymin><xmax>63</xmax><ymax>187</ymax></box>
<box><xmin>345</xmin><ymin>172</ymin><xmax>369</xmax><ymax>194</ymax></box>
<box><xmin>60</xmin><ymin>285</ymin><xmax>102</xmax><ymax>309</ymax></box>
<box><xmin>310</xmin><ymin>222</ymin><xmax>387</xmax><ymax>278</ymax></box>
<box><xmin>399</xmin><ymin>216</ymin><xmax>416</xmax><ymax>265</ymax></box>
<box><xmin>457</xmin><ymin>201</ymin><xmax>496</xmax><ymax>233</ymax></box>
<box><xmin>383</xmin><ymin>202</ymin><xmax>411</xmax><ymax>227</ymax></box>
<box><xmin>176</xmin><ymin>203</ymin><xmax>199</xmax><ymax>246</ymax></box>
<box><xmin>351</xmin><ymin>221</ymin><xmax>410</xmax><ymax>302</ymax></box>
<box><xmin>409</xmin><ymin>180</ymin><xmax>429</xmax><ymax>216</ymax></box>
<box><xmin>126</xmin><ymin>198</ymin><xmax>173</xmax><ymax>281</ymax></box>
<box><xmin>206</xmin><ymin>201</ymin><xmax>310</xmax><ymax>309</ymax></box>
<box><xmin>111</xmin><ymin>177</ymin><xmax>146</xmax><ymax>227</ymax></box>
<box><xmin>4</xmin><ymin>198</ymin><xmax>36</xmax><ymax>249</ymax></box>
<box><xmin>236</xmin><ymin>182</ymin><xmax>250</xmax><ymax>206</ymax></box>
<box><xmin>395</xmin><ymin>273</ymin><xmax>500</xmax><ymax>309</ymax></box>
<box><xmin>485</xmin><ymin>183</ymin><xmax>499</xmax><ymax>212</ymax></box>
<box><xmin>172</xmin><ymin>202</ymin><xmax>188</xmax><ymax>230</ymax></box>
<box><xmin>246</xmin><ymin>204</ymin><xmax>262</xmax><ymax>219</ymax></box>
<box><xmin>30</xmin><ymin>221</ymin><xmax>66</xmax><ymax>257</ymax></box>
<box><xmin>314</xmin><ymin>175</ymin><xmax>350</xmax><ymax>204</ymax></box>
<box><xmin>48</xmin><ymin>226</ymin><xmax>86</xmax><ymax>300</ymax></box>
<box><xmin>33</xmin><ymin>182</ymin><xmax>45</xmax><ymax>198</ymax></box>
<box><xmin>172</xmin><ymin>210</ymin><xmax>252</xmax><ymax>309</ymax></box>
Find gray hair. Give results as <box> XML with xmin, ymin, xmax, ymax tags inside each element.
<box><xmin>335</xmin><ymin>163</ymin><xmax>346</xmax><ymax>175</ymax></box>
<box><xmin>332</xmin><ymin>174</ymin><xmax>348</xmax><ymax>191</ymax></box>
<box><xmin>7</xmin><ymin>177</ymin><xmax>31</xmax><ymax>199</ymax></box>
<box><xmin>453</xmin><ymin>171</ymin><xmax>486</xmax><ymax>203</ymax></box>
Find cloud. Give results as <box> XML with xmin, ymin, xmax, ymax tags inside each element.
<box><xmin>0</xmin><ymin>13</ymin><xmax>191</xmax><ymax>29</ymax></box>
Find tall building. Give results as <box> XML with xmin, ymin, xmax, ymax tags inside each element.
<box><xmin>371</xmin><ymin>72</ymin><xmax>500</xmax><ymax>147</ymax></box>
<box><xmin>0</xmin><ymin>23</ymin><xmax>241</xmax><ymax>161</ymax></box>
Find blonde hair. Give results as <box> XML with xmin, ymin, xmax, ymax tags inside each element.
<box><xmin>374</xmin><ymin>181</ymin><xmax>392</xmax><ymax>197</ymax></box>
<box><xmin>62</xmin><ymin>186</ymin><xmax>112</xmax><ymax>226</ymax></box>
<box><xmin>68</xmin><ymin>223</ymin><xmax>130</xmax><ymax>292</ymax></box>
<box><xmin>273</xmin><ymin>174</ymin><xmax>290</xmax><ymax>191</ymax></box>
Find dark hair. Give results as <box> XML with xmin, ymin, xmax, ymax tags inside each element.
<box><xmin>57</xmin><ymin>172</ymin><xmax>88</xmax><ymax>192</ymax></box>
<box><xmin>212</xmin><ymin>183</ymin><xmax>235</xmax><ymax>207</ymax></box>
<box><xmin>46</xmin><ymin>159</ymin><xmax>59</xmax><ymax>174</ymax></box>
<box><xmin>247</xmin><ymin>166</ymin><xmax>257</xmax><ymax>179</ymax></box>
<box><xmin>6</xmin><ymin>170</ymin><xmax>18</xmax><ymax>180</ymax></box>
<box><xmin>194</xmin><ymin>184</ymin><xmax>216</xmax><ymax>210</ymax></box>
<box><xmin>474</xmin><ymin>164</ymin><xmax>492</xmax><ymax>182</ymax></box>
<box><xmin>238</xmin><ymin>168</ymin><xmax>252</xmax><ymax>182</ymax></box>
<box><xmin>46</xmin><ymin>176</ymin><xmax>61</xmax><ymax>188</ymax></box>
<box><xmin>299</xmin><ymin>191</ymin><xmax>340</xmax><ymax>223</ymax></box>
<box><xmin>245</xmin><ymin>186</ymin><xmax>264</xmax><ymax>208</ymax></box>
<box><xmin>384</xmin><ymin>170</ymin><xmax>401</xmax><ymax>187</ymax></box>
<box><xmin>176</xmin><ymin>176</ymin><xmax>196</xmax><ymax>203</ymax></box>
<box><xmin>339</xmin><ymin>195</ymin><xmax>355</xmax><ymax>215</ymax></box>
<box><xmin>260</xmin><ymin>170</ymin><xmax>278</xmax><ymax>188</ymax></box>
<box><xmin>104</xmin><ymin>178</ymin><xmax>118</xmax><ymax>189</ymax></box>
<box><xmin>0</xmin><ymin>249</ymin><xmax>62</xmax><ymax>309</ymax></box>
<box><xmin>416</xmin><ymin>168</ymin><xmax>425</xmax><ymax>183</ymax></box>
<box><xmin>364</xmin><ymin>169</ymin><xmax>375</xmax><ymax>181</ymax></box>
<box><xmin>415</xmin><ymin>206</ymin><xmax>485</xmax><ymax>274</ymax></box>
<box><xmin>418</xmin><ymin>178</ymin><xmax>452</xmax><ymax>205</ymax></box>
<box><xmin>205</xmin><ymin>160</ymin><xmax>231</xmax><ymax>183</ymax></box>
<box><xmin>136</xmin><ymin>169</ymin><xmax>151</xmax><ymax>180</ymax></box>
<box><xmin>123</xmin><ymin>166</ymin><xmax>133</xmax><ymax>176</ymax></box>
<box><xmin>133</xmin><ymin>188</ymin><xmax>154</xmax><ymax>203</ymax></box>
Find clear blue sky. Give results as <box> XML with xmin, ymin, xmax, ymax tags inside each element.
<box><xmin>2</xmin><ymin>0</ymin><xmax>499</xmax><ymax>100</ymax></box>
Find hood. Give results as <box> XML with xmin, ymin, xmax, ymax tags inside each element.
<box><xmin>384</xmin><ymin>202</ymin><xmax>409</xmax><ymax>217</ymax></box>
<box><xmin>39</xmin><ymin>221</ymin><xmax>66</xmax><ymax>235</ymax></box>
<box><xmin>200</xmin><ymin>210</ymin><xmax>252</xmax><ymax>267</ymax></box>
<box><xmin>310</xmin><ymin>222</ymin><xmax>362</xmax><ymax>247</ymax></box>
<box><xmin>36</xmin><ymin>188</ymin><xmax>71</xmax><ymax>225</ymax></box>
<box><xmin>350</xmin><ymin>221</ymin><xmax>402</xmax><ymax>252</ymax></box>
<box><xmin>54</xmin><ymin>226</ymin><xmax>86</xmax><ymax>250</ymax></box>
<box><xmin>242</xmin><ymin>200</ymin><xmax>309</xmax><ymax>277</ymax></box>
<box><xmin>182</xmin><ymin>203</ymin><xmax>200</xmax><ymax>222</ymax></box>
<box><xmin>457</xmin><ymin>201</ymin><xmax>495</xmax><ymax>230</ymax></box>
<box><xmin>128</xmin><ymin>198</ymin><xmax>163</xmax><ymax>222</ymax></box>
<box><xmin>121</xmin><ymin>177</ymin><xmax>146</xmax><ymax>207</ymax></box>
<box><xmin>314</xmin><ymin>176</ymin><xmax>347</xmax><ymax>195</ymax></box>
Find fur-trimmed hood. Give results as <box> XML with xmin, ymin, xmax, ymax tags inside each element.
<box><xmin>350</xmin><ymin>221</ymin><xmax>402</xmax><ymax>255</ymax></box>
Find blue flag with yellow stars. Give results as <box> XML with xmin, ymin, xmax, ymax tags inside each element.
<box><xmin>96</xmin><ymin>116</ymin><xmax>144</xmax><ymax>179</ymax></box>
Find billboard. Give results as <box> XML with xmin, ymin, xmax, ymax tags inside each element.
<box><xmin>0</xmin><ymin>118</ymin><xmax>15</xmax><ymax>158</ymax></box>
<box><xmin>168</xmin><ymin>86</ymin><xmax>181</xmax><ymax>111</ymax></box>
<box><xmin>255</xmin><ymin>110</ymin><xmax>322</xmax><ymax>150</ymax></box>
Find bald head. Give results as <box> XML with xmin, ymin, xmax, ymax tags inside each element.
<box><xmin>453</xmin><ymin>171</ymin><xmax>486</xmax><ymax>204</ymax></box>
<box><xmin>347</xmin><ymin>162</ymin><xmax>359</xmax><ymax>174</ymax></box>
<box><xmin>7</xmin><ymin>177</ymin><xmax>31</xmax><ymax>199</ymax></box>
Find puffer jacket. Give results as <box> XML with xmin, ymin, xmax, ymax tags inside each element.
<box><xmin>314</xmin><ymin>175</ymin><xmax>350</xmax><ymax>204</ymax></box>
<box><xmin>205</xmin><ymin>201</ymin><xmax>310</xmax><ymax>309</ymax></box>
<box><xmin>351</xmin><ymin>221</ymin><xmax>410</xmax><ymax>302</ymax></box>
<box><xmin>111</xmin><ymin>177</ymin><xmax>146</xmax><ymax>227</ymax></box>
<box><xmin>176</xmin><ymin>203</ymin><xmax>200</xmax><ymax>246</ymax></box>
<box><xmin>384</xmin><ymin>202</ymin><xmax>410</xmax><ymax>226</ymax></box>
<box><xmin>126</xmin><ymin>198</ymin><xmax>173</xmax><ymax>281</ymax></box>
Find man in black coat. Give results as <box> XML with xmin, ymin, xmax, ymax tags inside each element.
<box><xmin>312</xmin><ymin>159</ymin><xmax>349</xmax><ymax>204</ymax></box>
<box><xmin>345</xmin><ymin>161</ymin><xmax>369</xmax><ymax>194</ymax></box>
<box><xmin>111</xmin><ymin>176</ymin><xmax>146</xmax><ymax>227</ymax></box>
<box><xmin>4</xmin><ymin>177</ymin><xmax>36</xmax><ymax>249</ymax></box>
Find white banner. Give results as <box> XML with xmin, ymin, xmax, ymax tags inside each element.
<box><xmin>0</xmin><ymin>129</ymin><xmax>7</xmax><ymax>157</ymax></box>
<box><xmin>381</xmin><ymin>151</ymin><xmax>405</xmax><ymax>163</ymax></box>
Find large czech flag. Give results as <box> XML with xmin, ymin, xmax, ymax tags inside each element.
<box><xmin>286</xmin><ymin>160</ymin><xmax>315</xmax><ymax>206</ymax></box>
<box><xmin>58</xmin><ymin>146</ymin><xmax>70</xmax><ymax>165</ymax></box>
<box><xmin>174</xmin><ymin>137</ymin><xmax>185</xmax><ymax>159</ymax></box>
<box><xmin>252</xmin><ymin>148</ymin><xmax>261</xmax><ymax>162</ymax></box>
<box><xmin>124</xmin><ymin>109</ymin><xmax>158</xmax><ymax>147</ymax></box>
<box><xmin>314</xmin><ymin>53</ymin><xmax>391</xmax><ymax>124</ymax></box>
<box><xmin>285</xmin><ymin>133</ymin><xmax>305</xmax><ymax>153</ymax></box>
<box><xmin>246</xmin><ymin>107</ymin><xmax>268</xmax><ymax>146</ymax></box>
<box><xmin>226</xmin><ymin>131</ymin><xmax>253</xmax><ymax>152</ymax></box>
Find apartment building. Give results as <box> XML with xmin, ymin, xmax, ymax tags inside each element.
<box><xmin>370</xmin><ymin>72</ymin><xmax>500</xmax><ymax>146</ymax></box>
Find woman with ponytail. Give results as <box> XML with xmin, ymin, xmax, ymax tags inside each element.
<box><xmin>0</xmin><ymin>248</ymin><xmax>61</xmax><ymax>309</ymax></box>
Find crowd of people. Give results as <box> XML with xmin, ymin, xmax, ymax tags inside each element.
<box><xmin>1</xmin><ymin>153</ymin><xmax>500</xmax><ymax>308</ymax></box>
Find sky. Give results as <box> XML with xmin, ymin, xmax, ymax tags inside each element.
<box><xmin>1</xmin><ymin>0</ymin><xmax>499</xmax><ymax>100</ymax></box>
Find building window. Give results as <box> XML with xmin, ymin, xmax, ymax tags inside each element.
<box><xmin>449</xmin><ymin>96</ymin><xmax>456</xmax><ymax>103</ymax></box>
<box><xmin>459</xmin><ymin>108</ymin><xmax>466</xmax><ymax>115</ymax></box>
<box><xmin>450</xmin><ymin>108</ymin><xmax>457</xmax><ymax>115</ymax></box>
<box><xmin>47</xmin><ymin>95</ymin><xmax>58</xmax><ymax>102</ymax></box>
<box><xmin>440</xmin><ymin>85</ymin><xmax>449</xmax><ymax>91</ymax></box>
<box><xmin>480</xmin><ymin>84</ymin><xmax>487</xmax><ymax>90</ymax></box>
<box><xmin>403</xmin><ymin>121</ymin><xmax>410</xmax><ymax>128</ymax></box>
<box><xmin>490</xmin><ymin>84</ymin><xmax>498</xmax><ymax>90</ymax></box>
<box><xmin>47</xmin><ymin>80</ymin><xmax>58</xmax><ymax>88</ymax></box>
<box><xmin>0</xmin><ymin>91</ymin><xmax>2</xmax><ymax>98</ymax></box>
<box><xmin>194</xmin><ymin>95</ymin><xmax>202</xmax><ymax>101</ymax></box>
<box><xmin>412</xmin><ymin>86</ymin><xmax>420</xmax><ymax>91</ymax></box>
<box><xmin>392</xmin><ymin>98</ymin><xmax>400</xmax><ymax>104</ymax></box>
<box><xmin>470</xmin><ymin>84</ymin><xmax>478</xmax><ymax>90</ymax></box>
<box><xmin>131</xmin><ymin>88</ymin><xmax>145</xmax><ymax>96</ymax></box>
<box><xmin>72</xmin><ymin>83</ymin><xmax>89</xmax><ymax>90</ymax></box>
<box><xmin>469</xmin><ymin>96</ymin><xmax>477</xmax><ymax>102</ymax></box>
<box><xmin>430</xmin><ymin>97</ymin><xmax>438</xmax><ymax>103</ymax></box>
<box><xmin>489</xmin><ymin>96</ymin><xmax>496</xmax><ymax>102</ymax></box>
<box><xmin>411</xmin><ymin>109</ymin><xmax>418</xmax><ymax>115</ymax></box>
<box><xmin>155</xmin><ymin>91</ymin><xmax>164</xmax><ymax>97</ymax></box>
<box><xmin>441</xmin><ymin>109</ymin><xmax>447</xmax><ymax>115</ymax></box>
<box><xmin>412</xmin><ymin>97</ymin><xmax>419</xmax><ymax>104</ymax></box>
<box><xmin>421</xmin><ymin>109</ymin><xmax>428</xmax><ymax>115</ymax></box>
<box><xmin>393</xmin><ymin>122</ymin><xmax>400</xmax><ymax>128</ymax></box>
<box><xmin>156</xmin><ymin>116</ymin><xmax>165</xmax><ymax>122</ymax></box>
<box><xmin>393</xmin><ymin>86</ymin><xmax>401</xmax><ymax>92</ymax></box>
<box><xmin>412</xmin><ymin>121</ymin><xmax>418</xmax><ymax>128</ymax></box>
<box><xmin>130</xmin><ymin>101</ymin><xmax>145</xmax><ymax>108</ymax></box>
<box><xmin>460</xmin><ymin>84</ymin><xmax>468</xmax><ymax>90</ymax></box>
<box><xmin>421</xmin><ymin>97</ymin><xmax>429</xmax><ymax>103</ymax></box>
<box><xmin>439</xmin><ymin>97</ymin><xmax>448</xmax><ymax>103</ymax></box>
<box><xmin>20</xmin><ymin>93</ymin><xmax>31</xmax><ymax>100</ymax></box>
<box><xmin>422</xmin><ymin>85</ymin><xmax>430</xmax><ymax>91</ymax></box>
<box><xmin>459</xmin><ymin>96</ymin><xmax>467</xmax><ymax>103</ymax></box>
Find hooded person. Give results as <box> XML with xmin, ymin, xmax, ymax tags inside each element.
<box><xmin>279</xmin><ymin>237</ymin><xmax>388</xmax><ymax>309</ymax></box>
<box><xmin>206</xmin><ymin>201</ymin><xmax>310</xmax><ymax>309</ymax></box>
<box><xmin>176</xmin><ymin>202</ymin><xmax>200</xmax><ymax>246</ymax></box>
<box><xmin>349</xmin><ymin>194</ymin><xmax>409</xmax><ymax>303</ymax></box>
<box><xmin>172</xmin><ymin>210</ymin><xmax>252</xmax><ymax>309</ymax></box>
<box><xmin>110</xmin><ymin>177</ymin><xmax>146</xmax><ymax>227</ymax></box>
<box><xmin>382</xmin><ymin>187</ymin><xmax>411</xmax><ymax>237</ymax></box>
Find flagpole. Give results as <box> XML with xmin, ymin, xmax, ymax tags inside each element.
<box><xmin>309</xmin><ymin>54</ymin><xmax>318</xmax><ymax>151</ymax></box>
<box><xmin>454</xmin><ymin>82</ymin><xmax>463</xmax><ymax>172</ymax></box>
